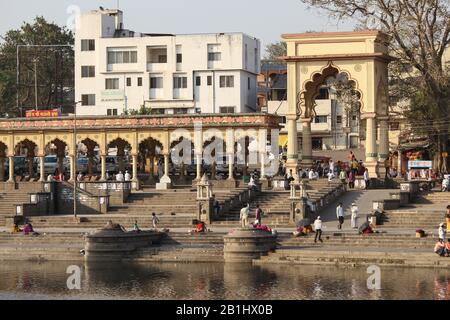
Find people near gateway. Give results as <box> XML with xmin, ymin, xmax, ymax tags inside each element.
<box><xmin>11</xmin><ymin>223</ymin><xmax>22</xmax><ymax>234</ymax></box>
<box><xmin>348</xmin><ymin>170</ymin><xmax>355</xmax><ymax>189</ymax></box>
<box><xmin>47</xmin><ymin>173</ymin><xmax>55</xmax><ymax>182</ymax></box>
<box><xmin>329</xmin><ymin>160</ymin><xmax>334</xmax><ymax>176</ymax></box>
<box><xmin>446</xmin><ymin>205</ymin><xmax>450</xmax><ymax>234</ymax></box>
<box><xmin>195</xmin><ymin>220</ymin><xmax>206</xmax><ymax>233</ymax></box>
<box><xmin>336</xmin><ymin>202</ymin><xmax>344</xmax><ymax>230</ymax></box>
<box><xmin>350</xmin><ymin>203</ymin><xmax>359</xmax><ymax>229</ymax></box>
<box><xmin>364</xmin><ymin>168</ymin><xmax>370</xmax><ymax>189</ymax></box>
<box><xmin>308</xmin><ymin>169</ymin><xmax>318</xmax><ymax>180</ymax></box>
<box><xmin>23</xmin><ymin>222</ymin><xmax>34</xmax><ymax>235</ymax></box>
<box><xmin>116</xmin><ymin>171</ymin><xmax>124</xmax><ymax>182</ymax></box>
<box><xmin>328</xmin><ymin>170</ymin><xmax>334</xmax><ymax>182</ymax></box>
<box><xmin>240</xmin><ymin>203</ymin><xmax>250</xmax><ymax>228</ymax></box>
<box><xmin>248</xmin><ymin>175</ymin><xmax>257</xmax><ymax>191</ymax></box>
<box><xmin>313</xmin><ymin>216</ymin><xmax>323</xmax><ymax>243</ymax></box>
<box><xmin>124</xmin><ymin>170</ymin><xmax>131</xmax><ymax>182</ymax></box>
<box><xmin>339</xmin><ymin>169</ymin><xmax>347</xmax><ymax>185</ymax></box>
<box><xmin>442</xmin><ymin>176</ymin><xmax>449</xmax><ymax>192</ymax></box>
<box><xmin>77</xmin><ymin>172</ymin><xmax>84</xmax><ymax>182</ymax></box>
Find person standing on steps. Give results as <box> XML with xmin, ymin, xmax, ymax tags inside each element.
<box><xmin>336</xmin><ymin>202</ymin><xmax>344</xmax><ymax>230</ymax></box>
<box><xmin>152</xmin><ymin>212</ymin><xmax>160</xmax><ymax>231</ymax></box>
<box><xmin>240</xmin><ymin>203</ymin><xmax>250</xmax><ymax>228</ymax></box>
<box><xmin>350</xmin><ymin>203</ymin><xmax>359</xmax><ymax>229</ymax></box>
<box><xmin>364</xmin><ymin>168</ymin><xmax>370</xmax><ymax>190</ymax></box>
<box><xmin>255</xmin><ymin>204</ymin><xmax>263</xmax><ymax>226</ymax></box>
<box><xmin>314</xmin><ymin>216</ymin><xmax>323</xmax><ymax>243</ymax></box>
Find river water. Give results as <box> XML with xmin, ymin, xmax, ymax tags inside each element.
<box><xmin>0</xmin><ymin>261</ymin><xmax>449</xmax><ymax>300</ymax></box>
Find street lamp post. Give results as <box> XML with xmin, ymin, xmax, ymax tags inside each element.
<box><xmin>73</xmin><ymin>101</ymin><xmax>82</xmax><ymax>220</ymax></box>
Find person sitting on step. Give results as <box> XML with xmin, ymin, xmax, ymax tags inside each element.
<box><xmin>434</xmin><ymin>239</ymin><xmax>446</xmax><ymax>257</ymax></box>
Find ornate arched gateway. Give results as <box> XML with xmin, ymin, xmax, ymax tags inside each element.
<box><xmin>0</xmin><ymin>113</ymin><xmax>280</xmax><ymax>188</ymax></box>
<box><xmin>282</xmin><ymin>30</ymin><xmax>395</xmax><ymax>178</ymax></box>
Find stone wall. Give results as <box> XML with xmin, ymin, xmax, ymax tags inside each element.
<box><xmin>78</xmin><ymin>181</ymin><xmax>131</xmax><ymax>206</ymax></box>
<box><xmin>55</xmin><ymin>183</ymin><xmax>109</xmax><ymax>215</ymax></box>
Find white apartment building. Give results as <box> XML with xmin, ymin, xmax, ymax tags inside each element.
<box><xmin>75</xmin><ymin>8</ymin><xmax>260</xmax><ymax>116</ymax></box>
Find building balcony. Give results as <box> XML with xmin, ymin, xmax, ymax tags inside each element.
<box><xmin>147</xmin><ymin>63</ymin><xmax>167</xmax><ymax>72</ymax></box>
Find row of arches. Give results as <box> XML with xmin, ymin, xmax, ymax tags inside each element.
<box><xmin>0</xmin><ymin>134</ymin><xmax>264</xmax><ymax>184</ymax></box>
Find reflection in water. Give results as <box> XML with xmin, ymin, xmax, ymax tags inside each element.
<box><xmin>0</xmin><ymin>261</ymin><xmax>448</xmax><ymax>300</ymax></box>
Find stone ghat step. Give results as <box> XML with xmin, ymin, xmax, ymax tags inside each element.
<box><xmin>255</xmin><ymin>250</ymin><xmax>450</xmax><ymax>268</ymax></box>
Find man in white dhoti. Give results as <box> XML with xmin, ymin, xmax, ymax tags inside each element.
<box><xmin>351</xmin><ymin>202</ymin><xmax>359</xmax><ymax>229</ymax></box>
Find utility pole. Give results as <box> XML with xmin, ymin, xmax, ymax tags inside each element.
<box><xmin>73</xmin><ymin>101</ymin><xmax>82</xmax><ymax>220</ymax></box>
<box><xmin>33</xmin><ymin>58</ymin><xmax>38</xmax><ymax>111</ymax></box>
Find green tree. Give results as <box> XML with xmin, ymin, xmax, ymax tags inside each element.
<box><xmin>300</xmin><ymin>0</ymin><xmax>450</xmax><ymax>172</ymax></box>
<box><xmin>264</xmin><ymin>41</ymin><xmax>287</xmax><ymax>60</ymax></box>
<box><xmin>0</xmin><ymin>16</ymin><xmax>74</xmax><ymax>116</ymax></box>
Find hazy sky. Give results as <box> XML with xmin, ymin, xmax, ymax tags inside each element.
<box><xmin>0</xmin><ymin>0</ymin><xmax>356</xmax><ymax>52</ymax></box>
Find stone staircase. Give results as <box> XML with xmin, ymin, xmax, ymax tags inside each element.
<box><xmin>255</xmin><ymin>247</ymin><xmax>450</xmax><ymax>268</ymax></box>
<box><xmin>380</xmin><ymin>191</ymin><xmax>449</xmax><ymax>230</ymax></box>
<box><xmin>0</xmin><ymin>192</ymin><xmax>34</xmax><ymax>226</ymax></box>
<box><xmin>213</xmin><ymin>179</ymin><xmax>345</xmax><ymax>227</ymax></box>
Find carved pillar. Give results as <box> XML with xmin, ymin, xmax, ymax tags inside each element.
<box><xmin>132</xmin><ymin>154</ymin><xmax>139</xmax><ymax>182</ymax></box>
<box><xmin>364</xmin><ymin>114</ymin><xmax>379</xmax><ymax>177</ymax></box>
<box><xmin>39</xmin><ymin>155</ymin><xmax>45</xmax><ymax>182</ymax></box>
<box><xmin>7</xmin><ymin>156</ymin><xmax>14</xmax><ymax>182</ymax></box>
<box><xmin>100</xmin><ymin>154</ymin><xmax>107</xmax><ymax>181</ymax></box>
<box><xmin>227</xmin><ymin>154</ymin><xmax>234</xmax><ymax>180</ymax></box>
<box><xmin>69</xmin><ymin>154</ymin><xmax>75</xmax><ymax>182</ymax></box>
<box><xmin>301</xmin><ymin>118</ymin><xmax>312</xmax><ymax>167</ymax></box>
<box><xmin>285</xmin><ymin>114</ymin><xmax>299</xmax><ymax>180</ymax></box>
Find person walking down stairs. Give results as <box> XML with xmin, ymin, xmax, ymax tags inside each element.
<box><xmin>314</xmin><ymin>216</ymin><xmax>323</xmax><ymax>243</ymax></box>
<box><xmin>336</xmin><ymin>203</ymin><xmax>345</xmax><ymax>230</ymax></box>
<box><xmin>240</xmin><ymin>203</ymin><xmax>250</xmax><ymax>228</ymax></box>
<box><xmin>351</xmin><ymin>203</ymin><xmax>359</xmax><ymax>229</ymax></box>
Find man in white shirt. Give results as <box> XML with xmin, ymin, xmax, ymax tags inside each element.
<box><xmin>364</xmin><ymin>168</ymin><xmax>370</xmax><ymax>189</ymax></box>
<box><xmin>308</xmin><ymin>169</ymin><xmax>315</xmax><ymax>180</ymax></box>
<box><xmin>240</xmin><ymin>203</ymin><xmax>250</xmax><ymax>228</ymax></box>
<box><xmin>329</xmin><ymin>160</ymin><xmax>334</xmax><ymax>175</ymax></box>
<box><xmin>336</xmin><ymin>202</ymin><xmax>344</xmax><ymax>230</ymax></box>
<box><xmin>116</xmin><ymin>171</ymin><xmax>124</xmax><ymax>182</ymax></box>
<box><xmin>314</xmin><ymin>216</ymin><xmax>323</xmax><ymax>243</ymax></box>
<box><xmin>124</xmin><ymin>170</ymin><xmax>131</xmax><ymax>182</ymax></box>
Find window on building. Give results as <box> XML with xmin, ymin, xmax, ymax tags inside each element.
<box><xmin>207</xmin><ymin>76</ymin><xmax>212</xmax><ymax>86</ymax></box>
<box><xmin>126</xmin><ymin>77</ymin><xmax>132</xmax><ymax>87</ymax></box>
<box><xmin>81</xmin><ymin>94</ymin><xmax>95</xmax><ymax>106</ymax></box>
<box><xmin>151</xmin><ymin>108</ymin><xmax>165</xmax><ymax>115</ymax></box>
<box><xmin>219</xmin><ymin>76</ymin><xmax>234</xmax><ymax>88</ymax></box>
<box><xmin>208</xmin><ymin>52</ymin><xmax>221</xmax><ymax>61</ymax></box>
<box><xmin>281</xmin><ymin>116</ymin><xmax>287</xmax><ymax>124</ymax></box>
<box><xmin>314</xmin><ymin>116</ymin><xmax>328</xmax><ymax>123</ymax></box>
<box><xmin>150</xmin><ymin>77</ymin><xmax>163</xmax><ymax>89</ymax></box>
<box><xmin>105</xmin><ymin>78</ymin><xmax>119</xmax><ymax>90</ymax></box>
<box><xmin>81</xmin><ymin>39</ymin><xmax>95</xmax><ymax>51</ymax></box>
<box><xmin>336</xmin><ymin>115</ymin><xmax>342</xmax><ymax>124</ymax></box>
<box><xmin>173</xmin><ymin>76</ymin><xmax>188</xmax><ymax>89</ymax></box>
<box><xmin>196</xmin><ymin>76</ymin><xmax>201</xmax><ymax>86</ymax></box>
<box><xmin>195</xmin><ymin>108</ymin><xmax>201</xmax><ymax>114</ymax></box>
<box><xmin>107</xmin><ymin>50</ymin><xmax>138</xmax><ymax>64</ymax></box>
<box><xmin>390</xmin><ymin>122</ymin><xmax>400</xmax><ymax>130</ymax></box>
<box><xmin>81</xmin><ymin>66</ymin><xmax>95</xmax><ymax>78</ymax></box>
<box><xmin>174</xmin><ymin>108</ymin><xmax>188</xmax><ymax>114</ymax></box>
<box><xmin>107</xmin><ymin>109</ymin><xmax>118</xmax><ymax>116</ymax></box>
<box><xmin>137</xmin><ymin>77</ymin><xmax>142</xmax><ymax>87</ymax></box>
<box><xmin>312</xmin><ymin>138</ymin><xmax>323</xmax><ymax>150</ymax></box>
<box><xmin>219</xmin><ymin>106</ymin><xmax>235</xmax><ymax>114</ymax></box>
<box><xmin>176</xmin><ymin>53</ymin><xmax>182</xmax><ymax>63</ymax></box>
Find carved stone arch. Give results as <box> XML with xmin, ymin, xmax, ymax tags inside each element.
<box><xmin>14</xmin><ymin>135</ymin><xmax>41</xmax><ymax>155</ymax></box>
<box><xmin>46</xmin><ymin>138</ymin><xmax>68</xmax><ymax>157</ymax></box>
<box><xmin>300</xmin><ymin>62</ymin><xmax>365</xmax><ymax>117</ymax></box>
<box><xmin>169</xmin><ymin>130</ymin><xmax>193</xmax><ymax>146</ymax></box>
<box><xmin>138</xmin><ymin>132</ymin><xmax>168</xmax><ymax>152</ymax></box>
<box><xmin>0</xmin><ymin>135</ymin><xmax>12</xmax><ymax>156</ymax></box>
<box><xmin>76</xmin><ymin>133</ymin><xmax>106</xmax><ymax>155</ymax></box>
<box><xmin>44</xmin><ymin>134</ymin><xmax>71</xmax><ymax>151</ymax></box>
<box><xmin>106</xmin><ymin>133</ymin><xmax>134</xmax><ymax>152</ymax></box>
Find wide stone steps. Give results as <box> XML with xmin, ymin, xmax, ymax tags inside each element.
<box><xmin>255</xmin><ymin>248</ymin><xmax>450</xmax><ymax>268</ymax></box>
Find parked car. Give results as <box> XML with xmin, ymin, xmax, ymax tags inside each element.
<box><xmin>96</xmin><ymin>156</ymin><xmax>120</xmax><ymax>174</ymax></box>
<box><xmin>35</xmin><ymin>155</ymin><xmax>69</xmax><ymax>175</ymax></box>
<box><xmin>4</xmin><ymin>156</ymin><xmax>28</xmax><ymax>176</ymax></box>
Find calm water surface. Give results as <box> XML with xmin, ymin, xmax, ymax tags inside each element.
<box><xmin>0</xmin><ymin>261</ymin><xmax>449</xmax><ymax>300</ymax></box>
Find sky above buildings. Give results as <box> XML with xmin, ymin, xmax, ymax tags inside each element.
<box><xmin>0</xmin><ymin>0</ymin><xmax>356</xmax><ymax>54</ymax></box>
